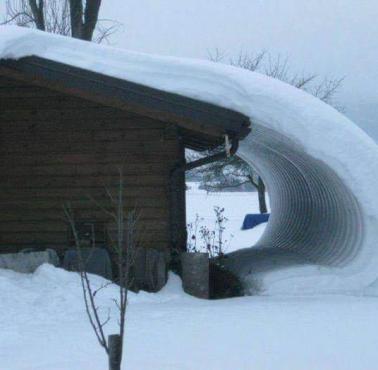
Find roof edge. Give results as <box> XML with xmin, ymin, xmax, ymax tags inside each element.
<box><xmin>0</xmin><ymin>56</ymin><xmax>251</xmax><ymax>150</ymax></box>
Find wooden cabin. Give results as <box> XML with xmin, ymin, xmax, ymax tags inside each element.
<box><xmin>0</xmin><ymin>55</ymin><xmax>250</xmax><ymax>289</ymax></box>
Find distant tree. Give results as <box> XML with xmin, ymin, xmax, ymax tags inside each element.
<box><xmin>189</xmin><ymin>50</ymin><xmax>344</xmax><ymax>213</ymax></box>
<box><xmin>2</xmin><ymin>0</ymin><xmax>119</xmax><ymax>43</ymax></box>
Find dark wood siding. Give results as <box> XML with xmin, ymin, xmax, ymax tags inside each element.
<box><xmin>0</xmin><ymin>75</ymin><xmax>184</xmax><ymax>256</ymax></box>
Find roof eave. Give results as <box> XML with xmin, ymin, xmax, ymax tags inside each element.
<box><xmin>0</xmin><ymin>56</ymin><xmax>251</xmax><ymax>151</ymax></box>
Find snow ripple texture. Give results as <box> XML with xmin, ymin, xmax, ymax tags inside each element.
<box><xmin>1</xmin><ymin>26</ymin><xmax>378</xmax><ymax>294</ymax></box>
<box><xmin>225</xmin><ymin>125</ymin><xmax>372</xmax><ymax>295</ymax></box>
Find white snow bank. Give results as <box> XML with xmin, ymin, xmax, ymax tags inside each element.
<box><xmin>1</xmin><ymin>26</ymin><xmax>378</xmax><ymax>293</ymax></box>
<box><xmin>1</xmin><ymin>264</ymin><xmax>378</xmax><ymax>370</ymax></box>
<box><xmin>186</xmin><ymin>183</ymin><xmax>268</xmax><ymax>252</ymax></box>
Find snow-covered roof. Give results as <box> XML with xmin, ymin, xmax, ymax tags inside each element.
<box><xmin>1</xmin><ymin>26</ymin><xmax>378</xmax><ymax>294</ymax></box>
<box><xmin>0</xmin><ymin>26</ymin><xmax>251</xmax><ymax>150</ymax></box>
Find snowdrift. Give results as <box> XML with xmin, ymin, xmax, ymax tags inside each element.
<box><xmin>1</xmin><ymin>26</ymin><xmax>378</xmax><ymax>294</ymax></box>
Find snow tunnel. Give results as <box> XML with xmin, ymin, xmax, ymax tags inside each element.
<box><xmin>224</xmin><ymin>123</ymin><xmax>364</xmax><ymax>290</ymax></box>
<box><xmin>221</xmin><ymin>93</ymin><xmax>378</xmax><ymax>294</ymax></box>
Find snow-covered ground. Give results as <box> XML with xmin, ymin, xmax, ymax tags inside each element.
<box><xmin>1</xmin><ymin>264</ymin><xmax>378</xmax><ymax>370</ymax></box>
<box><xmin>186</xmin><ymin>182</ymin><xmax>268</xmax><ymax>253</ymax></box>
<box><xmin>0</xmin><ymin>187</ymin><xmax>376</xmax><ymax>370</ymax></box>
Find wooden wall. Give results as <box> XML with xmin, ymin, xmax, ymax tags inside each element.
<box><xmin>0</xmin><ymin>75</ymin><xmax>186</xmax><ymax>257</ymax></box>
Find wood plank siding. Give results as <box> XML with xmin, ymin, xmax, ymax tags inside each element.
<box><xmin>0</xmin><ymin>75</ymin><xmax>186</xmax><ymax>256</ymax></box>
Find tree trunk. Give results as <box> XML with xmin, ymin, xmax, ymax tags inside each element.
<box><xmin>28</xmin><ymin>0</ymin><xmax>45</xmax><ymax>30</ymax></box>
<box><xmin>82</xmin><ymin>0</ymin><xmax>102</xmax><ymax>41</ymax></box>
<box><xmin>257</xmin><ymin>177</ymin><xmax>268</xmax><ymax>214</ymax></box>
<box><xmin>69</xmin><ymin>0</ymin><xmax>102</xmax><ymax>41</ymax></box>
<box><xmin>108</xmin><ymin>334</ymin><xmax>122</xmax><ymax>370</ymax></box>
<box><xmin>68</xmin><ymin>0</ymin><xmax>83</xmax><ymax>39</ymax></box>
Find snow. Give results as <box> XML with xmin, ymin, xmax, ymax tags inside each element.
<box><xmin>1</xmin><ymin>264</ymin><xmax>378</xmax><ymax>370</ymax></box>
<box><xmin>1</xmin><ymin>26</ymin><xmax>378</xmax><ymax>293</ymax></box>
<box><xmin>186</xmin><ymin>183</ymin><xmax>267</xmax><ymax>252</ymax></box>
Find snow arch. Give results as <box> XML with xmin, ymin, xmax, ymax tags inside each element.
<box><xmin>241</xmin><ymin>124</ymin><xmax>363</xmax><ymax>267</ymax></box>
<box><xmin>224</xmin><ymin>124</ymin><xmax>368</xmax><ymax>294</ymax></box>
<box><xmin>217</xmin><ymin>89</ymin><xmax>378</xmax><ymax>294</ymax></box>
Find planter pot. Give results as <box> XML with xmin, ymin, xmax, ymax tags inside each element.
<box><xmin>181</xmin><ymin>252</ymin><xmax>209</xmax><ymax>299</ymax></box>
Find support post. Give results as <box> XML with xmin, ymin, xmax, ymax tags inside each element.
<box><xmin>181</xmin><ymin>252</ymin><xmax>209</xmax><ymax>299</ymax></box>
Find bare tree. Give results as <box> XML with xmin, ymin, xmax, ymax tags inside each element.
<box><xmin>64</xmin><ymin>173</ymin><xmax>138</xmax><ymax>370</ymax></box>
<box><xmin>188</xmin><ymin>149</ymin><xmax>269</xmax><ymax>214</ymax></box>
<box><xmin>209</xmin><ymin>49</ymin><xmax>344</xmax><ymax>108</ymax></box>
<box><xmin>189</xmin><ymin>50</ymin><xmax>345</xmax><ymax>213</ymax></box>
<box><xmin>2</xmin><ymin>0</ymin><xmax>120</xmax><ymax>43</ymax></box>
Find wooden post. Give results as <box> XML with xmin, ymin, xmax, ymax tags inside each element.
<box><xmin>169</xmin><ymin>156</ymin><xmax>188</xmax><ymax>253</ymax></box>
<box><xmin>108</xmin><ymin>334</ymin><xmax>122</xmax><ymax>370</ymax></box>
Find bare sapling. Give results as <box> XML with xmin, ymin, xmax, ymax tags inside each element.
<box><xmin>64</xmin><ymin>173</ymin><xmax>138</xmax><ymax>370</ymax></box>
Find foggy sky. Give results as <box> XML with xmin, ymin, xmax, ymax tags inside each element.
<box><xmin>101</xmin><ymin>0</ymin><xmax>378</xmax><ymax>106</ymax></box>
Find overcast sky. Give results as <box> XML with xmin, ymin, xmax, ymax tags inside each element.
<box><xmin>99</xmin><ymin>0</ymin><xmax>378</xmax><ymax>106</ymax></box>
<box><xmin>1</xmin><ymin>1</ymin><xmax>377</xmax><ymax>105</ymax></box>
